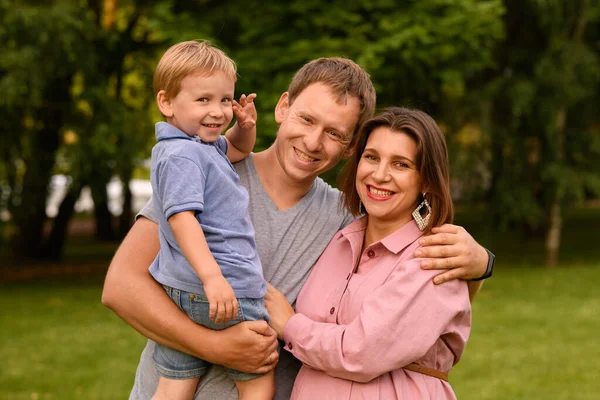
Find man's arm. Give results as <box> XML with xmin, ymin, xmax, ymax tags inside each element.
<box><xmin>101</xmin><ymin>216</ymin><xmax>278</xmax><ymax>373</ymax></box>
<box><xmin>414</xmin><ymin>224</ymin><xmax>491</xmax><ymax>301</ymax></box>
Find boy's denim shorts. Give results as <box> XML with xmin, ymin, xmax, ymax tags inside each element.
<box><xmin>152</xmin><ymin>285</ymin><xmax>269</xmax><ymax>381</ymax></box>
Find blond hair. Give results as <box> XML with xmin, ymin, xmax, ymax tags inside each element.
<box><xmin>153</xmin><ymin>40</ymin><xmax>237</xmax><ymax>98</ymax></box>
<box><xmin>287</xmin><ymin>57</ymin><xmax>376</xmax><ymax>143</ymax></box>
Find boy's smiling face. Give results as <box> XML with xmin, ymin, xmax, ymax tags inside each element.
<box><xmin>157</xmin><ymin>70</ymin><xmax>235</xmax><ymax>142</ymax></box>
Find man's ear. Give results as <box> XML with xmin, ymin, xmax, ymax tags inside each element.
<box><xmin>156</xmin><ymin>90</ymin><xmax>174</xmax><ymax>118</ymax></box>
<box><xmin>342</xmin><ymin>133</ymin><xmax>361</xmax><ymax>159</ymax></box>
<box><xmin>342</xmin><ymin>144</ymin><xmax>355</xmax><ymax>159</ymax></box>
<box><xmin>274</xmin><ymin>92</ymin><xmax>290</xmax><ymax>124</ymax></box>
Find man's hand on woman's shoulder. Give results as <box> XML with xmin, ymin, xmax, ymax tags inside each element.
<box><xmin>414</xmin><ymin>224</ymin><xmax>489</xmax><ymax>284</ymax></box>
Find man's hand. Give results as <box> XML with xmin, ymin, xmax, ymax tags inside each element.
<box><xmin>203</xmin><ymin>275</ymin><xmax>239</xmax><ymax>323</ymax></box>
<box><xmin>415</xmin><ymin>224</ymin><xmax>488</xmax><ymax>284</ymax></box>
<box><xmin>219</xmin><ymin>321</ymin><xmax>279</xmax><ymax>374</ymax></box>
<box><xmin>264</xmin><ymin>282</ymin><xmax>295</xmax><ymax>339</ymax></box>
<box><xmin>233</xmin><ymin>93</ymin><xmax>257</xmax><ymax>130</ymax></box>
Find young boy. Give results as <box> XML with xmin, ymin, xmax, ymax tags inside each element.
<box><xmin>148</xmin><ymin>40</ymin><xmax>273</xmax><ymax>400</ymax></box>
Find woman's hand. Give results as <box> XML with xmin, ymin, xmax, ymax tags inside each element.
<box><xmin>264</xmin><ymin>282</ymin><xmax>295</xmax><ymax>339</ymax></box>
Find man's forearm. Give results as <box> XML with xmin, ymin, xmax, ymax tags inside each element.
<box><xmin>467</xmin><ymin>280</ymin><xmax>483</xmax><ymax>302</ymax></box>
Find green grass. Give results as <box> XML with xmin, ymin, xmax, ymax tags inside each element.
<box><xmin>452</xmin><ymin>264</ymin><xmax>600</xmax><ymax>399</ymax></box>
<box><xmin>2</xmin><ymin>267</ymin><xmax>598</xmax><ymax>399</ymax></box>
<box><xmin>0</xmin><ymin>278</ymin><xmax>146</xmax><ymax>400</ymax></box>
<box><xmin>1</xmin><ymin>206</ymin><xmax>599</xmax><ymax>399</ymax></box>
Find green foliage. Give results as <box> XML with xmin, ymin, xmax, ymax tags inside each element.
<box><xmin>485</xmin><ymin>0</ymin><xmax>600</xmax><ymax>233</ymax></box>
<box><xmin>0</xmin><ymin>0</ymin><xmax>598</xmax><ymax>261</ymax></box>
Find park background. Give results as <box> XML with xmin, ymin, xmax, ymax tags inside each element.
<box><xmin>1</xmin><ymin>0</ymin><xmax>599</xmax><ymax>399</ymax></box>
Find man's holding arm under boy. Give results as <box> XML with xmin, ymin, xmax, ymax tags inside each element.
<box><xmin>103</xmin><ymin>57</ymin><xmax>492</xmax><ymax>400</ymax></box>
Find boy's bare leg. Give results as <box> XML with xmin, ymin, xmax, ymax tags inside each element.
<box><xmin>152</xmin><ymin>376</ymin><xmax>200</xmax><ymax>400</ymax></box>
<box><xmin>235</xmin><ymin>371</ymin><xmax>276</xmax><ymax>400</ymax></box>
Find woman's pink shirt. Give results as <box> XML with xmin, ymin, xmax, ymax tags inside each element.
<box><xmin>283</xmin><ymin>217</ymin><xmax>472</xmax><ymax>399</ymax></box>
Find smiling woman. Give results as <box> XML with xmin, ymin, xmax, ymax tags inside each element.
<box><xmin>265</xmin><ymin>107</ymin><xmax>470</xmax><ymax>400</ymax></box>
<box><xmin>355</xmin><ymin>126</ymin><xmax>422</xmax><ymax>241</ymax></box>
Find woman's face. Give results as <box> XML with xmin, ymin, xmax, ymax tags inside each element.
<box><xmin>356</xmin><ymin>126</ymin><xmax>422</xmax><ymax>229</ymax></box>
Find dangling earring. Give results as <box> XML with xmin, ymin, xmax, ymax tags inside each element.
<box><xmin>412</xmin><ymin>192</ymin><xmax>432</xmax><ymax>231</ymax></box>
<box><xmin>358</xmin><ymin>198</ymin><xmax>364</xmax><ymax>214</ymax></box>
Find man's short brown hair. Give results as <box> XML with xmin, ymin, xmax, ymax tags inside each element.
<box><xmin>287</xmin><ymin>58</ymin><xmax>376</xmax><ymax>143</ymax></box>
<box><xmin>153</xmin><ymin>40</ymin><xmax>237</xmax><ymax>98</ymax></box>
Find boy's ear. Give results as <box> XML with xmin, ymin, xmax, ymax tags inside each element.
<box><xmin>274</xmin><ymin>92</ymin><xmax>290</xmax><ymax>124</ymax></box>
<box><xmin>156</xmin><ymin>90</ymin><xmax>174</xmax><ymax>118</ymax></box>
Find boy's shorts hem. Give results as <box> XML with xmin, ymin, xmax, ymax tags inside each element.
<box><xmin>227</xmin><ymin>369</ymin><xmax>264</xmax><ymax>382</ymax></box>
<box><xmin>154</xmin><ymin>361</ymin><xmax>207</xmax><ymax>380</ymax></box>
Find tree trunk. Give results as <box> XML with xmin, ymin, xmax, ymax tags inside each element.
<box><xmin>545</xmin><ymin>202</ymin><xmax>561</xmax><ymax>267</ymax></box>
<box><xmin>41</xmin><ymin>180</ymin><xmax>85</xmax><ymax>260</ymax></box>
<box><xmin>9</xmin><ymin>88</ymin><xmax>70</xmax><ymax>258</ymax></box>
<box><xmin>545</xmin><ymin>108</ymin><xmax>566</xmax><ymax>267</ymax></box>
<box><xmin>118</xmin><ymin>171</ymin><xmax>133</xmax><ymax>238</ymax></box>
<box><xmin>10</xmin><ymin>137</ymin><xmax>58</xmax><ymax>258</ymax></box>
<box><xmin>91</xmin><ymin>178</ymin><xmax>115</xmax><ymax>241</ymax></box>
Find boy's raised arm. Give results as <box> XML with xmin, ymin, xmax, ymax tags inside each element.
<box><xmin>225</xmin><ymin>93</ymin><xmax>257</xmax><ymax>163</ymax></box>
<box><xmin>101</xmin><ymin>216</ymin><xmax>278</xmax><ymax>373</ymax></box>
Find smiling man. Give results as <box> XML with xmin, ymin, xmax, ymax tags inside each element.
<box><xmin>102</xmin><ymin>57</ymin><xmax>491</xmax><ymax>400</ymax></box>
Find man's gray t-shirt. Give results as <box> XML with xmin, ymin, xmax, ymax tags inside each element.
<box><xmin>129</xmin><ymin>154</ymin><xmax>353</xmax><ymax>400</ymax></box>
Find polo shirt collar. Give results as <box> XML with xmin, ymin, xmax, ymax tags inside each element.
<box><xmin>155</xmin><ymin>121</ymin><xmax>200</xmax><ymax>143</ymax></box>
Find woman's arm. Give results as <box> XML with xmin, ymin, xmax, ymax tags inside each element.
<box><xmin>278</xmin><ymin>258</ymin><xmax>471</xmax><ymax>383</ymax></box>
<box><xmin>101</xmin><ymin>216</ymin><xmax>278</xmax><ymax>373</ymax></box>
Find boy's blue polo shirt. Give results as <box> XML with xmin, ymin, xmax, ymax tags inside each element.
<box><xmin>149</xmin><ymin>122</ymin><xmax>266</xmax><ymax>299</ymax></box>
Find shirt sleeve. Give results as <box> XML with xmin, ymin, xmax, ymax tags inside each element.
<box><xmin>155</xmin><ymin>155</ymin><xmax>205</xmax><ymax>219</ymax></box>
<box><xmin>135</xmin><ymin>197</ymin><xmax>157</xmax><ymax>223</ymax></box>
<box><xmin>283</xmin><ymin>258</ymin><xmax>471</xmax><ymax>383</ymax></box>
<box><xmin>215</xmin><ymin>135</ymin><xmax>228</xmax><ymax>154</ymax></box>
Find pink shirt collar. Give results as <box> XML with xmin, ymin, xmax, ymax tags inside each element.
<box><xmin>339</xmin><ymin>216</ymin><xmax>425</xmax><ymax>255</ymax></box>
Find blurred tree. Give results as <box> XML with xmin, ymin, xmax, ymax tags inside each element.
<box><xmin>194</xmin><ymin>0</ymin><xmax>504</xmax><ymax>183</ymax></box>
<box><xmin>0</xmin><ymin>1</ymin><xmax>88</xmax><ymax>258</ymax></box>
<box><xmin>0</xmin><ymin>0</ymin><xmax>167</xmax><ymax>259</ymax></box>
<box><xmin>484</xmin><ymin>0</ymin><xmax>600</xmax><ymax>266</ymax></box>
<box><xmin>7</xmin><ymin>0</ymin><xmax>596</xmax><ymax>269</ymax></box>
<box><xmin>0</xmin><ymin>0</ymin><xmax>505</xmax><ymax>261</ymax></box>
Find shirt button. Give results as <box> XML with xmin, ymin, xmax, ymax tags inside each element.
<box><xmin>288</xmin><ymin>342</ymin><xmax>293</xmax><ymax>350</ymax></box>
<box><xmin>330</xmin><ymin>307</ymin><xmax>335</xmax><ymax>314</ymax></box>
<box><xmin>367</xmin><ymin>250</ymin><xmax>375</xmax><ymax>258</ymax></box>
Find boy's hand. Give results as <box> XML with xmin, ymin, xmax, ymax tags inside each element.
<box><xmin>204</xmin><ymin>275</ymin><xmax>239</xmax><ymax>323</ymax></box>
<box><xmin>232</xmin><ymin>93</ymin><xmax>257</xmax><ymax>130</ymax></box>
